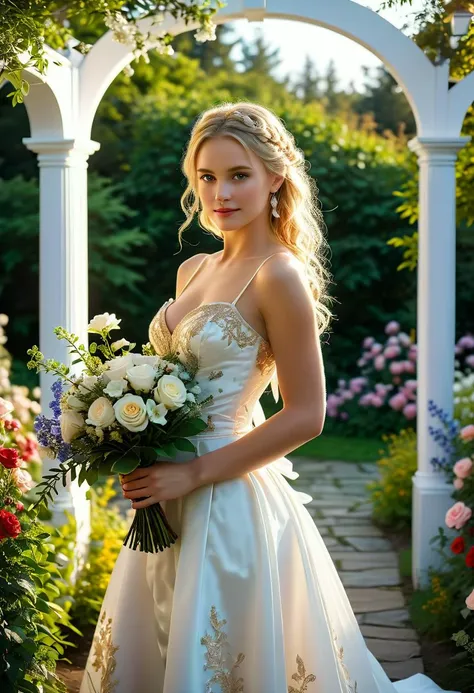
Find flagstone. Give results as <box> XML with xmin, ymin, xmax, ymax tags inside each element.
<box><xmin>383</xmin><ymin>659</ymin><xmax>424</xmax><ymax>679</ymax></box>
<box><xmin>361</xmin><ymin>608</ymin><xmax>411</xmax><ymax>627</ymax></box>
<box><xmin>366</xmin><ymin>638</ymin><xmax>421</xmax><ymax>661</ymax></box>
<box><xmin>340</xmin><ymin>568</ymin><xmax>401</xmax><ymax>587</ymax></box>
<box><xmin>332</xmin><ymin>525</ymin><xmax>384</xmax><ymax>537</ymax></box>
<box><xmin>345</xmin><ymin>536</ymin><xmax>393</xmax><ymax>552</ymax></box>
<box><xmin>360</xmin><ymin>625</ymin><xmax>418</xmax><ymax>641</ymax></box>
<box><xmin>332</xmin><ymin>552</ymin><xmax>398</xmax><ymax>570</ymax></box>
<box><xmin>346</xmin><ymin>588</ymin><xmax>405</xmax><ymax>613</ymax></box>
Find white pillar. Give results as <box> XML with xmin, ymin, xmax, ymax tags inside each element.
<box><xmin>23</xmin><ymin>138</ymin><xmax>100</xmax><ymax>574</ymax></box>
<box><xmin>409</xmin><ymin>136</ymin><xmax>470</xmax><ymax>589</ymax></box>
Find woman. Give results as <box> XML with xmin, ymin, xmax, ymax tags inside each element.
<box><xmin>80</xmin><ymin>103</ymin><xmax>457</xmax><ymax>693</ymax></box>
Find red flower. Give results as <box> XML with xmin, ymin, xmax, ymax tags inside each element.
<box><xmin>17</xmin><ymin>437</ymin><xmax>37</xmax><ymax>462</ymax></box>
<box><xmin>16</xmin><ymin>502</ymin><xmax>24</xmax><ymax>512</ymax></box>
<box><xmin>466</xmin><ymin>546</ymin><xmax>474</xmax><ymax>568</ymax></box>
<box><xmin>0</xmin><ymin>509</ymin><xmax>21</xmax><ymax>540</ymax></box>
<box><xmin>451</xmin><ymin>536</ymin><xmax>465</xmax><ymax>554</ymax></box>
<box><xmin>0</xmin><ymin>448</ymin><xmax>21</xmax><ymax>469</ymax></box>
<box><xmin>4</xmin><ymin>419</ymin><xmax>20</xmax><ymax>432</ymax></box>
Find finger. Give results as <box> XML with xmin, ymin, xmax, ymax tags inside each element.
<box><xmin>131</xmin><ymin>496</ymin><xmax>156</xmax><ymax>509</ymax></box>
<box><xmin>122</xmin><ymin>479</ymin><xmax>149</xmax><ymax>492</ymax></box>
<box><xmin>120</xmin><ymin>470</ymin><xmax>149</xmax><ymax>485</ymax></box>
<box><xmin>124</xmin><ymin>488</ymin><xmax>153</xmax><ymax>499</ymax></box>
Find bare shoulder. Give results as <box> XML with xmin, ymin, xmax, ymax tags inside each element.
<box><xmin>175</xmin><ymin>252</ymin><xmax>211</xmax><ymax>295</ymax></box>
<box><xmin>256</xmin><ymin>251</ymin><xmax>311</xmax><ymax>308</ymax></box>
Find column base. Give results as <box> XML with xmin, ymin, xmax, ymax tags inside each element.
<box><xmin>412</xmin><ymin>471</ymin><xmax>454</xmax><ymax>589</ymax></box>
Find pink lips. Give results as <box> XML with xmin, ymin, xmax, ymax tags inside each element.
<box><xmin>215</xmin><ymin>209</ymin><xmax>238</xmax><ymax>215</ymax></box>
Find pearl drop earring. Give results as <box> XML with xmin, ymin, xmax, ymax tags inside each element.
<box><xmin>270</xmin><ymin>193</ymin><xmax>280</xmax><ymax>218</ymax></box>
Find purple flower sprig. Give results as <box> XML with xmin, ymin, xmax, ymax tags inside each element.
<box><xmin>34</xmin><ymin>380</ymin><xmax>72</xmax><ymax>463</ymax></box>
<box><xmin>428</xmin><ymin>399</ymin><xmax>461</xmax><ymax>471</ymax></box>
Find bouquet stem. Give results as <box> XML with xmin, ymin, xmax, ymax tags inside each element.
<box><xmin>123</xmin><ymin>501</ymin><xmax>178</xmax><ymax>553</ymax></box>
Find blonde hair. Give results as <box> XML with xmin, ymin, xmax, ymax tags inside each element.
<box><xmin>178</xmin><ymin>101</ymin><xmax>333</xmax><ymax>335</ymax></box>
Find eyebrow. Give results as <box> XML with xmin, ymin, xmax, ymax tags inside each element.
<box><xmin>197</xmin><ymin>166</ymin><xmax>253</xmax><ymax>173</ymax></box>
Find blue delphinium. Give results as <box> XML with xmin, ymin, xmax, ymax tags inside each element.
<box><xmin>34</xmin><ymin>379</ymin><xmax>72</xmax><ymax>462</ymax></box>
<box><xmin>428</xmin><ymin>399</ymin><xmax>460</xmax><ymax>471</ymax></box>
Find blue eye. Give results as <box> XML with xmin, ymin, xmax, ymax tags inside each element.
<box><xmin>199</xmin><ymin>173</ymin><xmax>248</xmax><ymax>181</ymax></box>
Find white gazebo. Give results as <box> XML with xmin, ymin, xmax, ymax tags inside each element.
<box><xmin>15</xmin><ymin>0</ymin><xmax>474</xmax><ymax>587</ymax></box>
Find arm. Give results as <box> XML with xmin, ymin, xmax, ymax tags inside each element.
<box><xmin>193</xmin><ymin>253</ymin><xmax>326</xmax><ymax>486</ymax></box>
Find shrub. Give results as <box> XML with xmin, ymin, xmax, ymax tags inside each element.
<box><xmin>367</xmin><ymin>428</ymin><xmax>417</xmax><ymax>529</ymax></box>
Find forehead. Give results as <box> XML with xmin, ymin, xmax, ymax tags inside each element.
<box><xmin>196</xmin><ymin>135</ymin><xmax>262</xmax><ymax>171</ymax></box>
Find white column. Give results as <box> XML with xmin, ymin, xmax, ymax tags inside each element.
<box><xmin>409</xmin><ymin>136</ymin><xmax>470</xmax><ymax>588</ymax></box>
<box><xmin>23</xmin><ymin>138</ymin><xmax>100</xmax><ymax>574</ymax></box>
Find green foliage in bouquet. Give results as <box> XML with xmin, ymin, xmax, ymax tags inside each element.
<box><xmin>367</xmin><ymin>428</ymin><xmax>417</xmax><ymax>530</ymax></box>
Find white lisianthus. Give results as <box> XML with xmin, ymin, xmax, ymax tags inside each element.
<box><xmin>190</xmin><ymin>385</ymin><xmax>201</xmax><ymax>395</ymax></box>
<box><xmin>104</xmin><ymin>378</ymin><xmax>127</xmax><ymax>398</ymax></box>
<box><xmin>67</xmin><ymin>394</ymin><xmax>87</xmax><ymax>411</ymax></box>
<box><xmin>131</xmin><ymin>354</ymin><xmax>160</xmax><ymax>368</ymax></box>
<box><xmin>78</xmin><ymin>374</ymin><xmax>98</xmax><ymax>394</ymax></box>
<box><xmin>87</xmin><ymin>312</ymin><xmax>121</xmax><ymax>334</ymax></box>
<box><xmin>179</xmin><ymin>371</ymin><xmax>191</xmax><ymax>381</ymax></box>
<box><xmin>154</xmin><ymin>375</ymin><xmax>187</xmax><ymax>410</ymax></box>
<box><xmin>103</xmin><ymin>354</ymin><xmax>134</xmax><ymax>382</ymax></box>
<box><xmin>86</xmin><ymin>397</ymin><xmax>116</xmax><ymax>428</ymax></box>
<box><xmin>111</xmin><ymin>338</ymin><xmax>131</xmax><ymax>352</ymax></box>
<box><xmin>186</xmin><ymin>392</ymin><xmax>196</xmax><ymax>403</ymax></box>
<box><xmin>60</xmin><ymin>410</ymin><xmax>85</xmax><ymax>443</ymax></box>
<box><xmin>126</xmin><ymin>364</ymin><xmax>157</xmax><ymax>392</ymax></box>
<box><xmin>146</xmin><ymin>399</ymin><xmax>168</xmax><ymax>425</ymax></box>
<box><xmin>114</xmin><ymin>394</ymin><xmax>148</xmax><ymax>432</ymax></box>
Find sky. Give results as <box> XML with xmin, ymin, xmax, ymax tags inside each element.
<box><xmin>226</xmin><ymin>0</ymin><xmax>427</xmax><ymax>92</ymax></box>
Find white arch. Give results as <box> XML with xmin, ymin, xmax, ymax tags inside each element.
<box><xmin>79</xmin><ymin>0</ymin><xmax>437</xmax><ymax>140</ymax></box>
<box><xmin>448</xmin><ymin>69</ymin><xmax>474</xmax><ymax>133</ymax></box>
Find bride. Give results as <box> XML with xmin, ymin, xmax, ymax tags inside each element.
<box><xmin>80</xmin><ymin>102</ymin><xmax>458</xmax><ymax>693</ymax></box>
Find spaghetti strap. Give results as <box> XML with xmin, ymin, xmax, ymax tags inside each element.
<box><xmin>177</xmin><ymin>255</ymin><xmax>209</xmax><ymax>298</ymax></box>
<box><xmin>232</xmin><ymin>251</ymin><xmax>288</xmax><ymax>306</ymax></box>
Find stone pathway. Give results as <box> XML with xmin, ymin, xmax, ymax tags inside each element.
<box><xmin>291</xmin><ymin>457</ymin><xmax>423</xmax><ymax>681</ymax></box>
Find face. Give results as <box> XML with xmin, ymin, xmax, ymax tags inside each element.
<box><xmin>195</xmin><ymin>135</ymin><xmax>282</xmax><ymax>232</ymax></box>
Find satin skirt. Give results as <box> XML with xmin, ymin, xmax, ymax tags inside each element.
<box><xmin>79</xmin><ymin>431</ymin><xmax>459</xmax><ymax>693</ymax></box>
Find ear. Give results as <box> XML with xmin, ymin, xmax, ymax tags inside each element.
<box><xmin>271</xmin><ymin>174</ymin><xmax>285</xmax><ymax>193</ymax></box>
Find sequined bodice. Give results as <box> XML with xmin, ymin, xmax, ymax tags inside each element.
<box><xmin>148</xmin><ymin>298</ymin><xmax>276</xmax><ymax>435</ymax></box>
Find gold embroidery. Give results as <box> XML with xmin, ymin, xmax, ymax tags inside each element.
<box><xmin>149</xmin><ymin>300</ymin><xmax>172</xmax><ymax>357</ymax></box>
<box><xmin>256</xmin><ymin>339</ymin><xmax>275</xmax><ymax>376</ymax></box>
<box><xmin>333</xmin><ymin>632</ymin><xmax>358</xmax><ymax>692</ymax></box>
<box><xmin>201</xmin><ymin>606</ymin><xmax>245</xmax><ymax>693</ymax></box>
<box><xmin>206</xmin><ymin>415</ymin><xmax>215</xmax><ymax>431</ymax></box>
<box><xmin>288</xmin><ymin>655</ymin><xmax>317</xmax><ymax>692</ymax></box>
<box><xmin>209</xmin><ymin>369</ymin><xmax>224</xmax><ymax>380</ymax></box>
<box><xmin>89</xmin><ymin>610</ymin><xmax>119</xmax><ymax>693</ymax></box>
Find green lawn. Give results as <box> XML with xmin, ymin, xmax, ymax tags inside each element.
<box><xmin>292</xmin><ymin>434</ymin><xmax>386</xmax><ymax>463</ymax></box>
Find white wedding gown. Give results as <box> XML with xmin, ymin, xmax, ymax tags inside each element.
<box><xmin>80</xmin><ymin>254</ymin><xmax>458</xmax><ymax>693</ymax></box>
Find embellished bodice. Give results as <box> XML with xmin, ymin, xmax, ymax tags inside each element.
<box><xmin>148</xmin><ymin>298</ymin><xmax>277</xmax><ymax>436</ymax></box>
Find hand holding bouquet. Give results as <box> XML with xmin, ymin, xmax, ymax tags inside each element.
<box><xmin>27</xmin><ymin>312</ymin><xmax>212</xmax><ymax>552</ymax></box>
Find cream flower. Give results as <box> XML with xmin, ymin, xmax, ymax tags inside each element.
<box><xmin>146</xmin><ymin>399</ymin><xmax>168</xmax><ymax>425</ymax></box>
<box><xmin>103</xmin><ymin>354</ymin><xmax>134</xmax><ymax>382</ymax></box>
<box><xmin>60</xmin><ymin>410</ymin><xmax>85</xmax><ymax>443</ymax></box>
<box><xmin>126</xmin><ymin>364</ymin><xmax>157</xmax><ymax>392</ymax></box>
<box><xmin>86</xmin><ymin>397</ymin><xmax>116</xmax><ymax>428</ymax></box>
<box><xmin>111</xmin><ymin>338</ymin><xmax>131</xmax><ymax>352</ymax></box>
<box><xmin>12</xmin><ymin>467</ymin><xmax>34</xmax><ymax>494</ymax></box>
<box><xmin>154</xmin><ymin>375</ymin><xmax>187</xmax><ymax>410</ymax></box>
<box><xmin>0</xmin><ymin>397</ymin><xmax>14</xmax><ymax>419</ymax></box>
<box><xmin>78</xmin><ymin>374</ymin><xmax>98</xmax><ymax>394</ymax></box>
<box><xmin>67</xmin><ymin>394</ymin><xmax>87</xmax><ymax>411</ymax></box>
<box><xmin>131</xmin><ymin>354</ymin><xmax>160</xmax><ymax>368</ymax></box>
<box><xmin>114</xmin><ymin>394</ymin><xmax>148</xmax><ymax>432</ymax></box>
<box><xmin>87</xmin><ymin>312</ymin><xmax>121</xmax><ymax>334</ymax></box>
<box><xmin>103</xmin><ymin>379</ymin><xmax>127</xmax><ymax>398</ymax></box>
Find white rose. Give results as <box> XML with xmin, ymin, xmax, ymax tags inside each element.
<box><xmin>0</xmin><ymin>314</ymin><xmax>9</xmax><ymax>326</ymax></box>
<box><xmin>111</xmin><ymin>338</ymin><xmax>131</xmax><ymax>352</ymax></box>
<box><xmin>67</xmin><ymin>394</ymin><xmax>87</xmax><ymax>411</ymax></box>
<box><xmin>190</xmin><ymin>385</ymin><xmax>201</xmax><ymax>394</ymax></box>
<box><xmin>60</xmin><ymin>410</ymin><xmax>85</xmax><ymax>443</ymax></box>
<box><xmin>114</xmin><ymin>394</ymin><xmax>148</xmax><ymax>432</ymax></box>
<box><xmin>12</xmin><ymin>468</ymin><xmax>34</xmax><ymax>494</ymax></box>
<box><xmin>131</xmin><ymin>354</ymin><xmax>160</xmax><ymax>368</ymax></box>
<box><xmin>103</xmin><ymin>379</ymin><xmax>127</xmax><ymax>398</ymax></box>
<box><xmin>86</xmin><ymin>397</ymin><xmax>116</xmax><ymax>428</ymax></box>
<box><xmin>146</xmin><ymin>399</ymin><xmax>168</xmax><ymax>425</ymax></box>
<box><xmin>126</xmin><ymin>364</ymin><xmax>157</xmax><ymax>392</ymax></box>
<box><xmin>103</xmin><ymin>354</ymin><xmax>134</xmax><ymax>382</ymax></box>
<box><xmin>78</xmin><ymin>375</ymin><xmax>98</xmax><ymax>394</ymax></box>
<box><xmin>154</xmin><ymin>375</ymin><xmax>187</xmax><ymax>410</ymax></box>
<box><xmin>87</xmin><ymin>312</ymin><xmax>121</xmax><ymax>334</ymax></box>
<box><xmin>186</xmin><ymin>392</ymin><xmax>196</xmax><ymax>403</ymax></box>
<box><xmin>179</xmin><ymin>371</ymin><xmax>191</xmax><ymax>381</ymax></box>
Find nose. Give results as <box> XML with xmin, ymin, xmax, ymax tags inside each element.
<box><xmin>215</xmin><ymin>184</ymin><xmax>232</xmax><ymax>202</ymax></box>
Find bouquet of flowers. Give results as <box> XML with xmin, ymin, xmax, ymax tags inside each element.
<box><xmin>27</xmin><ymin>312</ymin><xmax>212</xmax><ymax>553</ymax></box>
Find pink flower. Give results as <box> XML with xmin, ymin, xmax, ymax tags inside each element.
<box><xmin>403</xmin><ymin>360</ymin><xmax>416</xmax><ymax>373</ymax></box>
<box><xmin>11</xmin><ymin>468</ymin><xmax>34</xmax><ymax>494</ymax></box>
<box><xmin>359</xmin><ymin>394</ymin><xmax>372</xmax><ymax>406</ymax></box>
<box><xmin>371</xmin><ymin>343</ymin><xmax>383</xmax><ymax>356</ymax></box>
<box><xmin>384</xmin><ymin>345</ymin><xmax>401</xmax><ymax>359</ymax></box>
<box><xmin>454</xmin><ymin>478</ymin><xmax>464</xmax><ymax>490</ymax></box>
<box><xmin>403</xmin><ymin>403</ymin><xmax>417</xmax><ymax>419</ymax></box>
<box><xmin>466</xmin><ymin>355</ymin><xmax>474</xmax><ymax>369</ymax></box>
<box><xmin>357</xmin><ymin>358</ymin><xmax>366</xmax><ymax>368</ymax></box>
<box><xmin>387</xmin><ymin>336</ymin><xmax>399</xmax><ymax>346</ymax></box>
<box><xmin>363</xmin><ymin>337</ymin><xmax>375</xmax><ymax>349</ymax></box>
<box><xmin>405</xmin><ymin>379</ymin><xmax>418</xmax><ymax>391</ymax></box>
<box><xmin>385</xmin><ymin>321</ymin><xmax>400</xmax><ymax>335</ymax></box>
<box><xmin>389</xmin><ymin>393</ymin><xmax>407</xmax><ymax>411</ymax></box>
<box><xmin>398</xmin><ymin>332</ymin><xmax>412</xmax><ymax>347</ymax></box>
<box><xmin>374</xmin><ymin>355</ymin><xmax>385</xmax><ymax>371</ymax></box>
<box><xmin>371</xmin><ymin>395</ymin><xmax>384</xmax><ymax>408</ymax></box>
<box><xmin>458</xmin><ymin>335</ymin><xmax>474</xmax><ymax>350</ymax></box>
<box><xmin>445</xmin><ymin>501</ymin><xmax>473</xmax><ymax>530</ymax></box>
<box><xmin>454</xmin><ymin>457</ymin><xmax>473</xmax><ymax>479</ymax></box>
<box><xmin>349</xmin><ymin>378</ymin><xmax>365</xmax><ymax>394</ymax></box>
<box><xmin>389</xmin><ymin>361</ymin><xmax>404</xmax><ymax>375</ymax></box>
<box><xmin>465</xmin><ymin>589</ymin><xmax>474</xmax><ymax>610</ymax></box>
<box><xmin>0</xmin><ymin>398</ymin><xmax>14</xmax><ymax>420</ymax></box>
<box><xmin>460</xmin><ymin>425</ymin><xmax>474</xmax><ymax>442</ymax></box>
<box><xmin>340</xmin><ymin>412</ymin><xmax>349</xmax><ymax>421</ymax></box>
<box><xmin>408</xmin><ymin>346</ymin><xmax>418</xmax><ymax>362</ymax></box>
<box><xmin>4</xmin><ymin>418</ymin><xmax>21</xmax><ymax>431</ymax></box>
